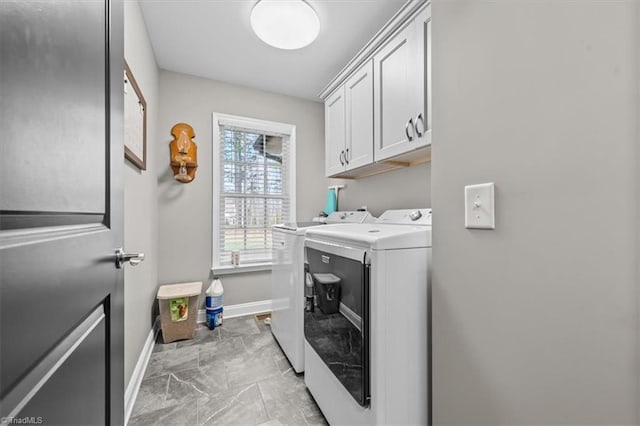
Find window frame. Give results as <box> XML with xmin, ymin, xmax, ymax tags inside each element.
<box><xmin>211</xmin><ymin>113</ymin><xmax>296</xmax><ymax>274</ymax></box>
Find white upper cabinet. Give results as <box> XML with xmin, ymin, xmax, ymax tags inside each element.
<box><xmin>373</xmin><ymin>22</ymin><xmax>417</xmax><ymax>161</ymax></box>
<box><xmin>345</xmin><ymin>60</ymin><xmax>374</xmax><ymax>171</ymax></box>
<box><xmin>374</xmin><ymin>3</ymin><xmax>431</xmax><ymax>161</ymax></box>
<box><xmin>325</xmin><ymin>60</ymin><xmax>374</xmax><ymax>177</ymax></box>
<box><xmin>321</xmin><ymin>0</ymin><xmax>431</xmax><ymax>178</ymax></box>
<box><xmin>325</xmin><ymin>86</ymin><xmax>346</xmax><ymax>177</ymax></box>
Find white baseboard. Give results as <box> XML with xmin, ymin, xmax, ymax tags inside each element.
<box><xmin>197</xmin><ymin>299</ymin><xmax>272</xmax><ymax>323</ymax></box>
<box><xmin>125</xmin><ymin>318</ymin><xmax>160</xmax><ymax>426</ymax></box>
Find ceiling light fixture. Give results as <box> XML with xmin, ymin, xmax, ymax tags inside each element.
<box><xmin>250</xmin><ymin>0</ymin><xmax>320</xmax><ymax>50</ymax></box>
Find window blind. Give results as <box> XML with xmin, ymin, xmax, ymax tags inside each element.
<box><xmin>217</xmin><ymin>124</ymin><xmax>291</xmax><ymax>266</ymax></box>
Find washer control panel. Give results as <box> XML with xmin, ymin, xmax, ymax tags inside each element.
<box><xmin>376</xmin><ymin>209</ymin><xmax>432</xmax><ymax>225</ymax></box>
<box><xmin>325</xmin><ymin>210</ymin><xmax>376</xmax><ymax>224</ymax></box>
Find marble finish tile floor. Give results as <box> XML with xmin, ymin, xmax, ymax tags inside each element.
<box><xmin>129</xmin><ymin>315</ymin><xmax>328</xmax><ymax>425</ymax></box>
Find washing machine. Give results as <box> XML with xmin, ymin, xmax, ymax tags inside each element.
<box><xmin>271</xmin><ymin>211</ymin><xmax>375</xmax><ymax>373</ymax></box>
<box><xmin>303</xmin><ymin>209</ymin><xmax>432</xmax><ymax>425</ymax></box>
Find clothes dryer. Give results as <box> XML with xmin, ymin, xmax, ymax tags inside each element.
<box><xmin>271</xmin><ymin>211</ymin><xmax>375</xmax><ymax>373</ymax></box>
<box><xmin>303</xmin><ymin>209</ymin><xmax>432</xmax><ymax>425</ymax></box>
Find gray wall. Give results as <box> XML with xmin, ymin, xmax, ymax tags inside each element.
<box><xmin>156</xmin><ymin>71</ymin><xmax>328</xmax><ymax>306</ymax></box>
<box><xmin>330</xmin><ymin>163</ymin><xmax>431</xmax><ymax>217</ymax></box>
<box><xmin>156</xmin><ymin>70</ymin><xmax>431</xmax><ymax>306</ymax></box>
<box><xmin>123</xmin><ymin>0</ymin><xmax>159</xmax><ymax>385</ymax></box>
<box><xmin>431</xmin><ymin>1</ymin><xmax>639</xmax><ymax>425</ymax></box>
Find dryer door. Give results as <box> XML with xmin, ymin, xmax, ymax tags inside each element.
<box><xmin>304</xmin><ymin>239</ymin><xmax>370</xmax><ymax>407</ymax></box>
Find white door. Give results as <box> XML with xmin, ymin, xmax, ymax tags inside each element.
<box><xmin>345</xmin><ymin>59</ymin><xmax>374</xmax><ymax>171</ymax></box>
<box><xmin>373</xmin><ymin>21</ymin><xmax>418</xmax><ymax>161</ymax></box>
<box><xmin>413</xmin><ymin>4</ymin><xmax>432</xmax><ymax>149</ymax></box>
<box><xmin>324</xmin><ymin>87</ymin><xmax>346</xmax><ymax>176</ymax></box>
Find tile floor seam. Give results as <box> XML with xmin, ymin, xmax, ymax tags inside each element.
<box><xmin>255</xmin><ymin>379</ymin><xmax>271</xmax><ymax>422</ymax></box>
<box><xmin>163</xmin><ymin>373</ymin><xmax>170</xmax><ymax>402</ymax></box>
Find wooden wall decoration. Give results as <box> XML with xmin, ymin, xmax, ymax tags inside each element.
<box><xmin>124</xmin><ymin>60</ymin><xmax>147</xmax><ymax>170</ymax></box>
<box><xmin>170</xmin><ymin>123</ymin><xmax>198</xmax><ymax>183</ymax></box>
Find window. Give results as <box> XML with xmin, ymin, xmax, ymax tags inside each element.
<box><xmin>212</xmin><ymin>113</ymin><xmax>296</xmax><ymax>272</ymax></box>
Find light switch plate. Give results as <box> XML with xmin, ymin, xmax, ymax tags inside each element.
<box><xmin>465</xmin><ymin>182</ymin><xmax>495</xmax><ymax>229</ymax></box>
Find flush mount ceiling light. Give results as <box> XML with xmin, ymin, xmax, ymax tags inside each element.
<box><xmin>250</xmin><ymin>0</ymin><xmax>320</xmax><ymax>50</ymax></box>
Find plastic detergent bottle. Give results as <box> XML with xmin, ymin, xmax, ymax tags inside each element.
<box><xmin>206</xmin><ymin>278</ymin><xmax>224</xmax><ymax>308</ymax></box>
<box><xmin>206</xmin><ymin>278</ymin><xmax>224</xmax><ymax>329</ymax></box>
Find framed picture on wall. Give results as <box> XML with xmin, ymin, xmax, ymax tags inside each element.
<box><xmin>124</xmin><ymin>60</ymin><xmax>147</xmax><ymax>170</ymax></box>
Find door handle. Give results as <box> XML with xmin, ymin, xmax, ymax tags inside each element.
<box><xmin>345</xmin><ymin>148</ymin><xmax>350</xmax><ymax>164</ymax></box>
<box><xmin>405</xmin><ymin>118</ymin><xmax>414</xmax><ymax>141</ymax></box>
<box><xmin>339</xmin><ymin>150</ymin><xmax>345</xmax><ymax>166</ymax></box>
<box><xmin>414</xmin><ymin>113</ymin><xmax>424</xmax><ymax>138</ymax></box>
<box><xmin>115</xmin><ymin>248</ymin><xmax>145</xmax><ymax>269</ymax></box>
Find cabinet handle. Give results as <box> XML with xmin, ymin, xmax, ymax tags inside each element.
<box><xmin>414</xmin><ymin>113</ymin><xmax>424</xmax><ymax>138</ymax></box>
<box><xmin>345</xmin><ymin>148</ymin><xmax>350</xmax><ymax>164</ymax></box>
<box><xmin>339</xmin><ymin>150</ymin><xmax>345</xmax><ymax>166</ymax></box>
<box><xmin>405</xmin><ymin>118</ymin><xmax>415</xmax><ymax>141</ymax></box>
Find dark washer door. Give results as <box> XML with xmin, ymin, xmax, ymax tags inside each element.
<box><xmin>304</xmin><ymin>246</ymin><xmax>371</xmax><ymax>408</ymax></box>
<box><xmin>0</xmin><ymin>1</ymin><xmax>124</xmax><ymax>424</ymax></box>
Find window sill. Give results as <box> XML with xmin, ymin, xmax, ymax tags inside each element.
<box><xmin>211</xmin><ymin>262</ymin><xmax>273</xmax><ymax>276</ymax></box>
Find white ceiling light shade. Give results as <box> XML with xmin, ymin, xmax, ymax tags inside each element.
<box><xmin>250</xmin><ymin>0</ymin><xmax>320</xmax><ymax>50</ymax></box>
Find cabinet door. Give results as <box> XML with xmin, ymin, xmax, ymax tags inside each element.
<box><xmin>373</xmin><ymin>21</ymin><xmax>418</xmax><ymax>161</ymax></box>
<box><xmin>325</xmin><ymin>86</ymin><xmax>346</xmax><ymax>177</ymax></box>
<box><xmin>345</xmin><ymin>60</ymin><xmax>374</xmax><ymax>171</ymax></box>
<box><xmin>413</xmin><ymin>4</ymin><xmax>432</xmax><ymax>149</ymax></box>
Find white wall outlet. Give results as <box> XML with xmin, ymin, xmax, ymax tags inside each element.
<box><xmin>465</xmin><ymin>183</ymin><xmax>495</xmax><ymax>229</ymax></box>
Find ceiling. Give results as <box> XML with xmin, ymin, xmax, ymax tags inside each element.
<box><xmin>139</xmin><ymin>0</ymin><xmax>407</xmax><ymax>101</ymax></box>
